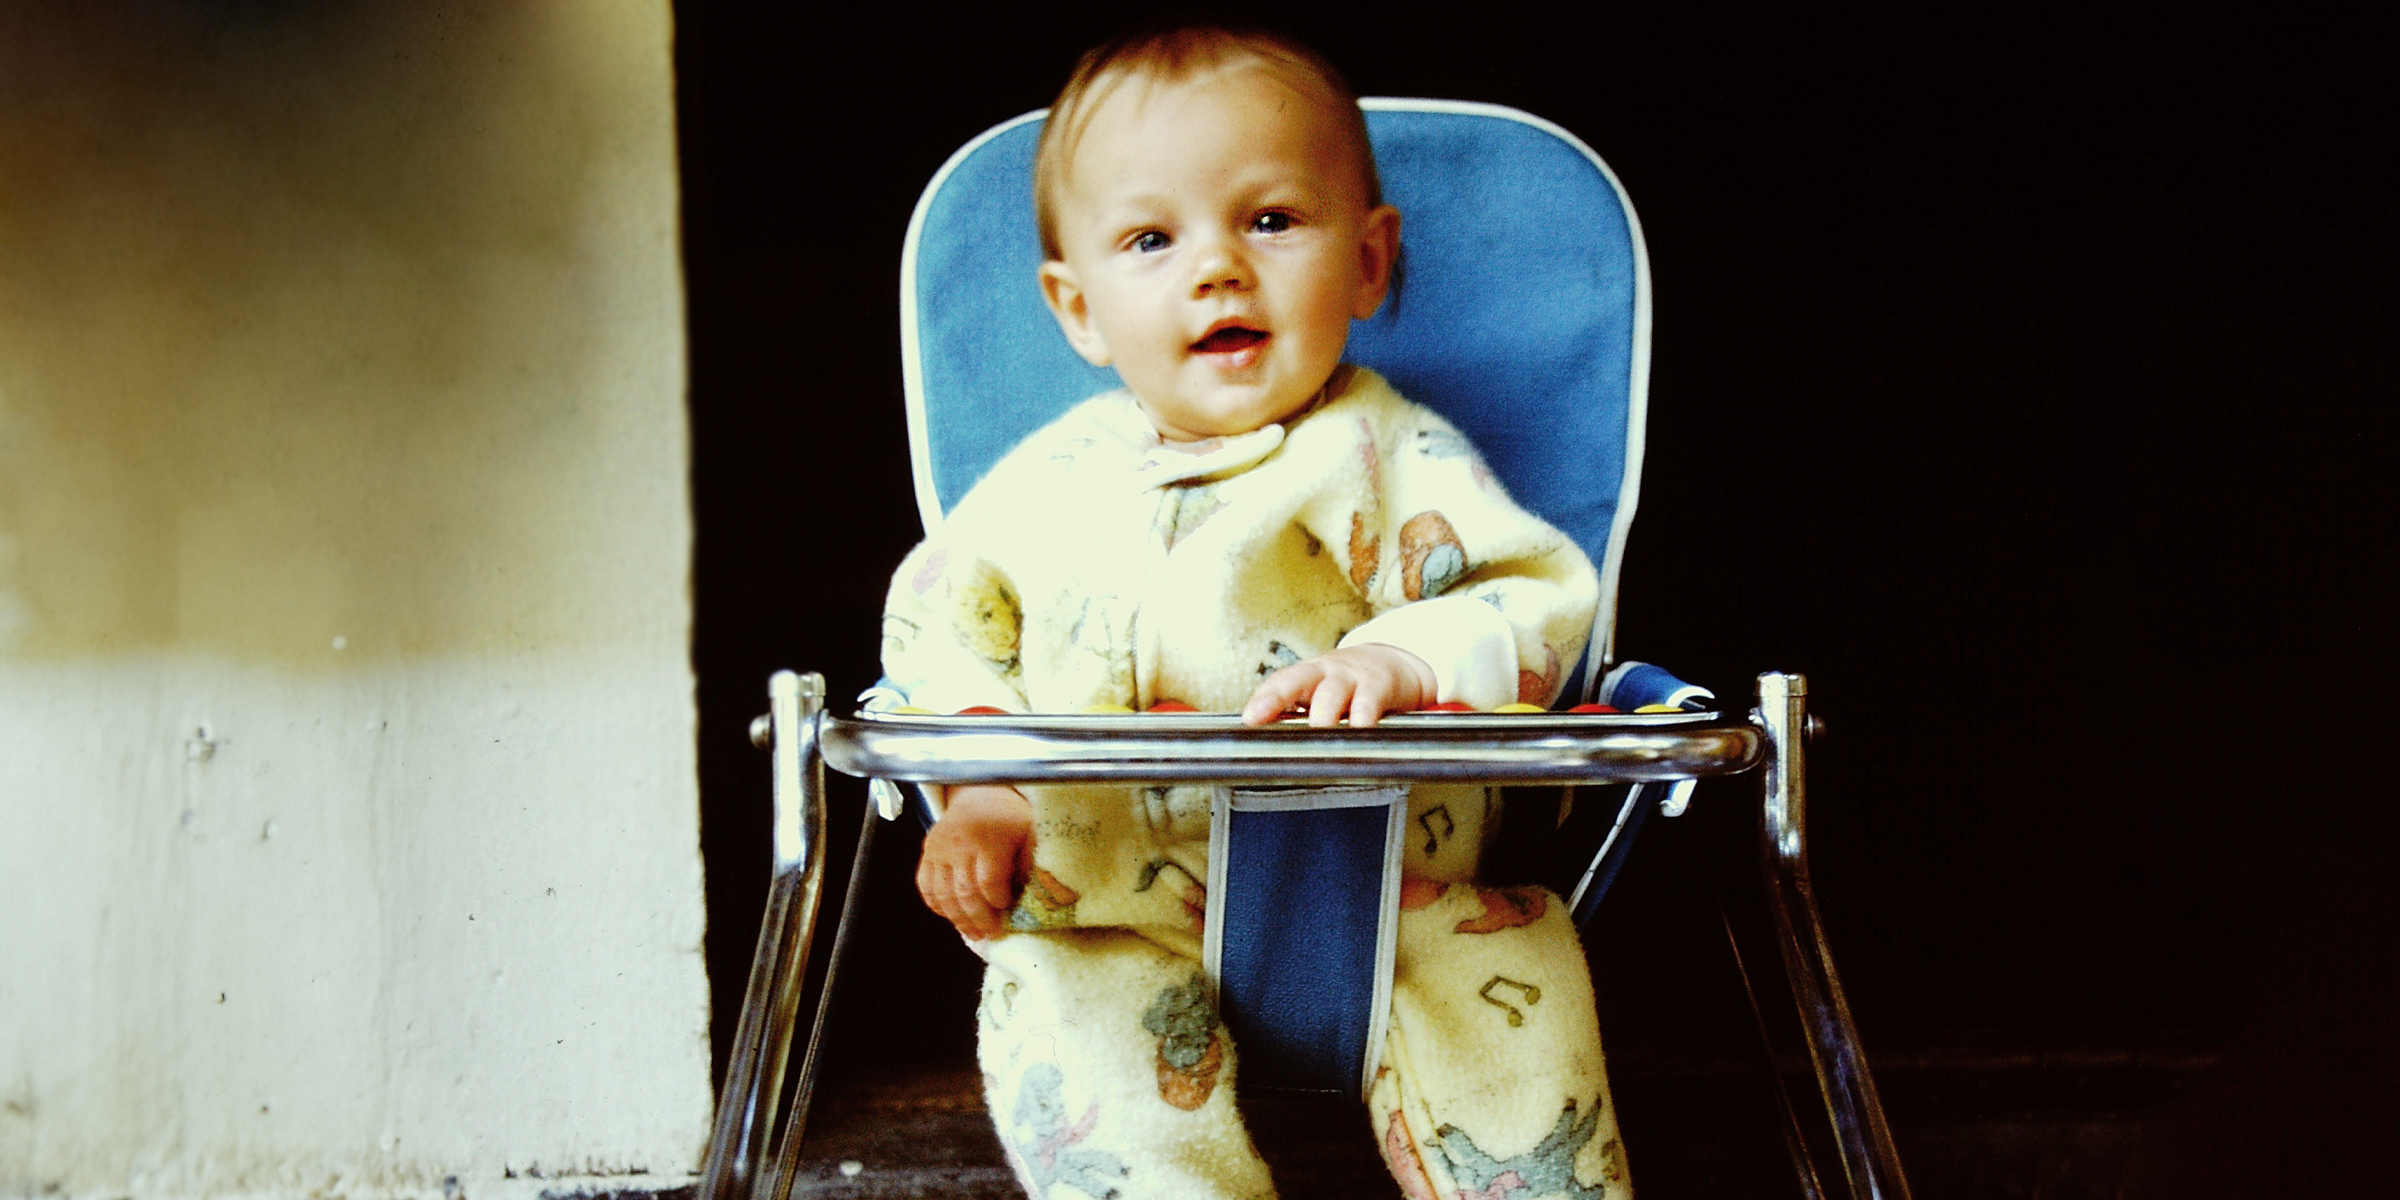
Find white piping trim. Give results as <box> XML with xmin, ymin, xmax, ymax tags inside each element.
<box><xmin>1565</xmin><ymin>785</ymin><xmax>1648</xmax><ymax>915</ymax></box>
<box><xmin>1360</xmin><ymin>98</ymin><xmax>1654</xmax><ymax>702</ymax></box>
<box><xmin>1363</xmin><ymin>794</ymin><xmax>1406</xmax><ymax>1100</ymax></box>
<box><xmin>898</xmin><ymin>108</ymin><xmax>1049</xmax><ymax>535</ymax></box>
<box><xmin>1224</xmin><ymin>784</ymin><xmax>1406</xmax><ymax>812</ymax></box>
<box><xmin>1203</xmin><ymin>786</ymin><xmax>1230</xmax><ymax>1000</ymax></box>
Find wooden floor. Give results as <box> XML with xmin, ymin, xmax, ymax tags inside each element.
<box><xmin>781</xmin><ymin>1044</ymin><xmax>2213</xmax><ymax>1199</ymax></box>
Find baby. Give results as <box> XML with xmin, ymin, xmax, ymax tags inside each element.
<box><xmin>882</xmin><ymin>22</ymin><xmax>1630</xmax><ymax>1200</ymax></box>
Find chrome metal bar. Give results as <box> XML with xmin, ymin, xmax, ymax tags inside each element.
<box><xmin>700</xmin><ymin>671</ymin><xmax>829</xmax><ymax>1200</ymax></box>
<box><xmin>819</xmin><ymin>711</ymin><xmax>1761</xmax><ymax>786</ymax></box>
<box><xmin>1757</xmin><ymin>673</ymin><xmax>1911</xmax><ymax>1200</ymax></box>
<box><xmin>762</xmin><ymin>792</ymin><xmax>882</xmax><ymax>1200</ymax></box>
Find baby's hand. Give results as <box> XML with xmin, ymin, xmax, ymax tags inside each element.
<box><xmin>916</xmin><ymin>784</ymin><xmax>1034</xmax><ymax>941</ymax></box>
<box><xmin>1241</xmin><ymin>644</ymin><xmax>1438</xmax><ymax>728</ymax></box>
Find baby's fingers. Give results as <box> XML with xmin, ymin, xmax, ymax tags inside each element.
<box><xmin>1307</xmin><ymin>674</ymin><xmax>1366</xmax><ymax>727</ymax></box>
<box><xmin>1242</xmin><ymin>663</ymin><xmax>1325</xmax><ymax>725</ymax></box>
<box><xmin>972</xmin><ymin>847</ymin><xmax>1019</xmax><ymax>913</ymax></box>
<box><xmin>946</xmin><ymin>870</ymin><xmax>1006</xmax><ymax>940</ymax></box>
<box><xmin>916</xmin><ymin>853</ymin><xmax>951</xmax><ymax>915</ymax></box>
<box><xmin>1343</xmin><ymin>674</ymin><xmax>1402</xmax><ymax>728</ymax></box>
<box><xmin>917</xmin><ymin>858</ymin><xmax>991</xmax><ymax>940</ymax></box>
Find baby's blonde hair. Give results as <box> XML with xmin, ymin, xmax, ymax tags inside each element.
<box><xmin>1033</xmin><ymin>21</ymin><xmax>1383</xmax><ymax>263</ymax></box>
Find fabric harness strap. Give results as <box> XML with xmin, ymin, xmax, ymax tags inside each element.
<box><xmin>1203</xmin><ymin>785</ymin><xmax>1408</xmax><ymax>1099</ymax></box>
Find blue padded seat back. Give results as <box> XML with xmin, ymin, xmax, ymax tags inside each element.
<box><xmin>901</xmin><ymin>102</ymin><xmax>1650</xmax><ymax>682</ymax></box>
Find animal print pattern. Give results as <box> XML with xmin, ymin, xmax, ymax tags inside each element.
<box><xmin>1400</xmin><ymin>510</ymin><xmax>1470</xmax><ymax>600</ymax></box>
<box><xmin>976</xmin><ymin>877</ymin><xmax>1623</xmax><ymax>1198</ymax></box>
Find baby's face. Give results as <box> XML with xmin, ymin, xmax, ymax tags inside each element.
<box><xmin>1039</xmin><ymin>64</ymin><xmax>1399</xmax><ymax>442</ymax></box>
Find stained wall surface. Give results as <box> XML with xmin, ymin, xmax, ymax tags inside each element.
<box><xmin>0</xmin><ymin>3</ymin><xmax>707</xmax><ymax>1195</ymax></box>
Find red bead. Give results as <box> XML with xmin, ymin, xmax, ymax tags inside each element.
<box><xmin>1146</xmin><ymin>700</ymin><xmax>1198</xmax><ymax>713</ymax></box>
<box><xmin>954</xmin><ymin>705</ymin><xmax>1010</xmax><ymax>716</ymax></box>
<box><xmin>1568</xmin><ymin>703</ymin><xmax>1620</xmax><ymax>714</ymax></box>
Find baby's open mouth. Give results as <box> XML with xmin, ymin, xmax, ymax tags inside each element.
<box><xmin>1192</xmin><ymin>326</ymin><xmax>1268</xmax><ymax>354</ymax></box>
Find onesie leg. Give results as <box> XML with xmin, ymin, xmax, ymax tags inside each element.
<box><xmin>1370</xmin><ymin>881</ymin><xmax>1632</xmax><ymax>1200</ymax></box>
<box><xmin>978</xmin><ymin>929</ymin><xmax>1277</xmax><ymax>1200</ymax></box>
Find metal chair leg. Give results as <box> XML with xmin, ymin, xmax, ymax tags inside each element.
<box><xmin>701</xmin><ymin>672</ymin><xmax>829</xmax><ymax>1200</ymax></box>
<box><xmin>761</xmin><ymin>792</ymin><xmax>883</xmax><ymax>1199</ymax></box>
<box><xmin>1697</xmin><ymin>844</ymin><xmax>1829</xmax><ymax>1200</ymax></box>
<box><xmin>1756</xmin><ymin>672</ymin><xmax>1912</xmax><ymax>1200</ymax></box>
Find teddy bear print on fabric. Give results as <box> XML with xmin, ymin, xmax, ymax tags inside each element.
<box><xmin>1007</xmin><ymin>868</ymin><xmax>1082</xmax><ymax>932</ymax></box>
<box><xmin>1432</xmin><ymin>1098</ymin><xmax>1616</xmax><ymax>1200</ymax></box>
<box><xmin>1415</xmin><ymin>425</ymin><xmax>1500</xmax><ymax>492</ymax></box>
<box><xmin>1255</xmin><ymin>639</ymin><xmax>1302</xmax><ymax>680</ymax></box>
<box><xmin>1348</xmin><ymin>511</ymin><xmax>1381</xmax><ymax>590</ymax></box>
<box><xmin>907</xmin><ymin>549</ymin><xmax>1024</xmax><ymax>679</ymax></box>
<box><xmin>1133</xmin><ymin>858</ymin><xmax>1207</xmax><ymax>935</ymax></box>
<box><xmin>1399</xmin><ymin>511</ymin><xmax>1469</xmax><ymax>600</ymax></box>
<box><xmin>1454</xmin><ymin>886</ymin><xmax>1548</xmax><ymax>935</ymax></box>
<box><xmin>1140</xmin><ymin>973</ymin><xmax>1226</xmax><ymax>1110</ymax></box>
<box><xmin>978</xmin><ymin>978</ymin><xmax>1020</xmax><ymax>1035</ymax></box>
<box><xmin>1379</xmin><ymin>1109</ymin><xmax>1444</xmax><ymax>1200</ymax></box>
<box><xmin>1398</xmin><ymin>880</ymin><xmax>1548</xmax><ymax>934</ymax></box>
<box><xmin>1157</xmin><ymin>482</ymin><xmax>1226</xmax><ymax>551</ymax></box>
<box><xmin>1520</xmin><ymin>642</ymin><xmax>1563</xmax><ymax>706</ymax></box>
<box><xmin>1004</xmin><ymin>1062</ymin><xmax>1129</xmax><ymax>1200</ymax></box>
<box><xmin>1414</xmin><ymin>426</ymin><xmax>1475</xmax><ymax>461</ymax></box>
<box><xmin>1345</xmin><ymin>417</ymin><xmax>1388</xmax><ymax>590</ymax></box>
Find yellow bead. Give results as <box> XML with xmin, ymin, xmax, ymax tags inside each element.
<box><xmin>1080</xmin><ymin>703</ymin><xmax>1137</xmax><ymax>714</ymax></box>
<box><xmin>1493</xmin><ymin>703</ymin><xmax>1548</xmax><ymax>714</ymax></box>
<box><xmin>1635</xmin><ymin>703</ymin><xmax>1681</xmax><ymax>714</ymax></box>
<box><xmin>892</xmin><ymin>706</ymin><xmax>934</xmax><ymax>715</ymax></box>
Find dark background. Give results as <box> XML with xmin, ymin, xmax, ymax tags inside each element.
<box><xmin>676</xmin><ymin>3</ymin><xmax>2393</xmax><ymax>1178</ymax></box>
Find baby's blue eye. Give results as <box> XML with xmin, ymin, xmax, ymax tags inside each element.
<box><xmin>1131</xmin><ymin>231</ymin><xmax>1170</xmax><ymax>253</ymax></box>
<box><xmin>1251</xmin><ymin>212</ymin><xmax>1293</xmax><ymax>234</ymax></box>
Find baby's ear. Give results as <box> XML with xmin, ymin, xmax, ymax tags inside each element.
<box><xmin>1038</xmin><ymin>261</ymin><xmax>1113</xmax><ymax>367</ymax></box>
<box><xmin>1351</xmin><ymin>204</ymin><xmax>1402</xmax><ymax>320</ymax></box>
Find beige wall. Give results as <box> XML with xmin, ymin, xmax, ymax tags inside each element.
<box><xmin>0</xmin><ymin>4</ymin><xmax>708</xmax><ymax>1196</ymax></box>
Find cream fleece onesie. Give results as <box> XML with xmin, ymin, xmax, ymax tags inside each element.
<box><xmin>881</xmin><ymin>366</ymin><xmax>1631</xmax><ymax>1199</ymax></box>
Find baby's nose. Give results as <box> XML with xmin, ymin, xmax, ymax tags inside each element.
<box><xmin>1190</xmin><ymin>240</ymin><xmax>1254</xmax><ymax>293</ymax></box>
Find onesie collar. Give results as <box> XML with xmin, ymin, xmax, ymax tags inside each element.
<box><xmin>1093</xmin><ymin>393</ymin><xmax>1289</xmax><ymax>489</ymax></box>
<box><xmin>1131</xmin><ymin>424</ymin><xmax>1286</xmax><ymax>488</ymax></box>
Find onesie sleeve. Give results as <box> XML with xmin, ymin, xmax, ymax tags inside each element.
<box><xmin>879</xmin><ymin>536</ymin><xmax>1032</xmax><ymax>716</ymax></box>
<box><xmin>1296</xmin><ymin>380</ymin><xmax>1601</xmax><ymax>708</ymax></box>
<box><xmin>1337</xmin><ymin>595</ymin><xmax>1520</xmax><ymax>709</ymax></box>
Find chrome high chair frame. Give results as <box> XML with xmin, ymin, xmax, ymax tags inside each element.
<box><xmin>701</xmin><ymin>669</ymin><xmax>1910</xmax><ymax>1200</ymax></box>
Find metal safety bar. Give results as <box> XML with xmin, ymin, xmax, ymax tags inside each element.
<box><xmin>700</xmin><ymin>670</ymin><xmax>1907</xmax><ymax>1200</ymax></box>
<box><xmin>821</xmin><ymin>708</ymin><xmax>1760</xmax><ymax>786</ymax></box>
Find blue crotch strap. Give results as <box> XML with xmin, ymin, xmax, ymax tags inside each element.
<box><xmin>1204</xmin><ymin>785</ymin><xmax>1409</xmax><ymax>1099</ymax></box>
